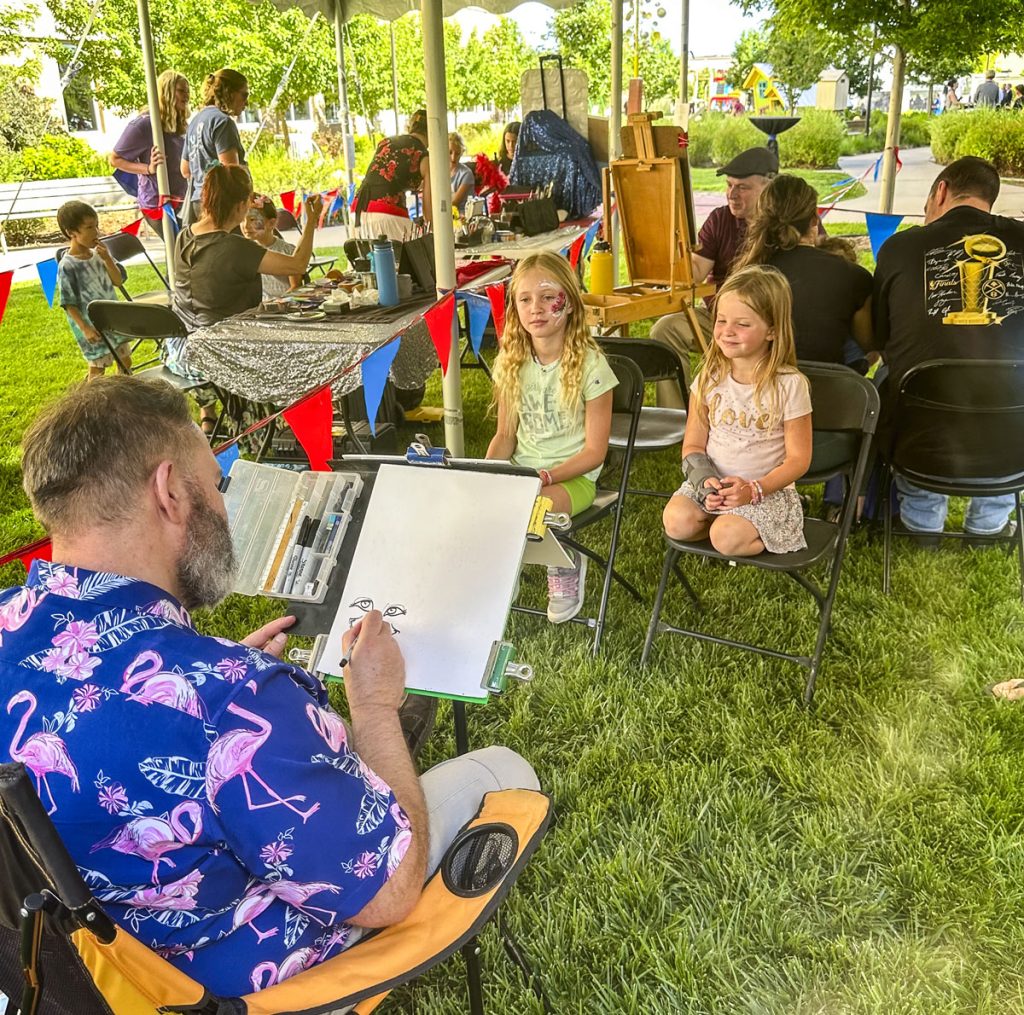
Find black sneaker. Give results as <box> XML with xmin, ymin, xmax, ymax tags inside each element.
<box><xmin>893</xmin><ymin>519</ymin><xmax>942</xmax><ymax>549</ymax></box>
<box><xmin>965</xmin><ymin>519</ymin><xmax>1018</xmax><ymax>550</ymax></box>
<box><xmin>398</xmin><ymin>693</ymin><xmax>438</xmax><ymax>760</ymax></box>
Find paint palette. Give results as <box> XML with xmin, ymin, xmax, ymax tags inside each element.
<box><xmin>285</xmin><ymin>310</ymin><xmax>327</xmax><ymax>322</ymax></box>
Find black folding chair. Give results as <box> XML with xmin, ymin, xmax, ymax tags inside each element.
<box><xmin>275</xmin><ymin>208</ymin><xmax>337</xmax><ymax>276</ymax></box>
<box><xmin>99</xmin><ymin>232</ymin><xmax>171</xmax><ymax>305</ymax></box>
<box><xmin>55</xmin><ymin>246</ymin><xmax>129</xmax><ymax>302</ymax></box>
<box><xmin>513</xmin><ymin>354</ymin><xmax>645</xmax><ymax>654</ymax></box>
<box><xmin>598</xmin><ymin>336</ymin><xmax>689</xmax><ymax>498</ymax></box>
<box><xmin>881</xmin><ymin>359</ymin><xmax>1024</xmax><ymax>601</ymax></box>
<box><xmin>641</xmin><ymin>362</ymin><xmax>879</xmax><ymax>704</ymax></box>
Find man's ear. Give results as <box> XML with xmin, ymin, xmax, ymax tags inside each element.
<box><xmin>151</xmin><ymin>459</ymin><xmax>190</xmax><ymax>526</ymax></box>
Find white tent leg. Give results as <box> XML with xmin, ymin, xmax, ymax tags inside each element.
<box><xmin>609</xmin><ymin>0</ymin><xmax>624</xmax><ymax>285</ymax></box>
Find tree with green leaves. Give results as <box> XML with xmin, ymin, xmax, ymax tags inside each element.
<box><xmin>482</xmin><ymin>17</ymin><xmax>536</xmax><ymax>117</ymax></box>
<box><xmin>728</xmin><ymin>28</ymin><xmax>770</xmax><ymax>91</ymax></box>
<box><xmin>767</xmin><ymin>26</ymin><xmax>831</xmax><ymax>113</ymax></box>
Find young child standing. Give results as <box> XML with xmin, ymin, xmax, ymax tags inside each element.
<box><xmin>663</xmin><ymin>265</ymin><xmax>812</xmax><ymax>556</ymax></box>
<box><xmin>486</xmin><ymin>252</ymin><xmax>617</xmax><ymax>623</ymax></box>
<box><xmin>241</xmin><ymin>194</ymin><xmax>303</xmax><ymax>299</ymax></box>
<box><xmin>56</xmin><ymin>201</ymin><xmax>131</xmax><ymax>379</ymax></box>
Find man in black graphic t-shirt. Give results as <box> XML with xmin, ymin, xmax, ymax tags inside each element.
<box><xmin>873</xmin><ymin>156</ymin><xmax>1024</xmax><ymax>536</ymax></box>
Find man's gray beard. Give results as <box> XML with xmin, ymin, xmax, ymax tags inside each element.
<box><xmin>175</xmin><ymin>484</ymin><xmax>237</xmax><ymax>611</ymax></box>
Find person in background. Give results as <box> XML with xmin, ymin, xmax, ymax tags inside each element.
<box><xmin>973</xmin><ymin>69</ymin><xmax>1001</xmax><ymax>108</ymax></box>
<box><xmin>498</xmin><ymin>121</ymin><xmax>520</xmax><ymax>176</ymax></box>
<box><xmin>242</xmin><ymin>193</ymin><xmax>303</xmax><ymax>299</ymax></box>
<box><xmin>181</xmin><ymin>68</ymin><xmax>250</xmax><ymax>224</ymax></box>
<box><xmin>1000</xmin><ymin>82</ymin><xmax>1014</xmax><ymax>107</ymax></box>
<box><xmin>352</xmin><ymin>110</ymin><xmax>431</xmax><ymax>240</ymax></box>
<box><xmin>1012</xmin><ymin>84</ymin><xmax>1024</xmax><ymax>110</ymax></box>
<box><xmin>55</xmin><ymin>201</ymin><xmax>131</xmax><ymax>379</ymax></box>
<box><xmin>448</xmin><ymin>132</ymin><xmax>475</xmax><ymax>218</ymax></box>
<box><xmin>173</xmin><ymin>165</ymin><xmax>321</xmax><ymax>331</ymax></box>
<box><xmin>110</xmin><ymin>70</ymin><xmax>190</xmax><ymax>231</ymax></box>
<box><xmin>944</xmin><ymin>78</ymin><xmax>961</xmax><ymax>111</ymax></box>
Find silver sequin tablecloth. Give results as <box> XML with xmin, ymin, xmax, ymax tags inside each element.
<box><xmin>182</xmin><ymin>300</ymin><xmax>439</xmax><ymax>404</ymax></box>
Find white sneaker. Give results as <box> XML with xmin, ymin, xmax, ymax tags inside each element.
<box><xmin>546</xmin><ymin>550</ymin><xmax>587</xmax><ymax>624</ymax></box>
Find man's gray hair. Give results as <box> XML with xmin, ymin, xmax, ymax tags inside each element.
<box><xmin>22</xmin><ymin>375</ymin><xmax>198</xmax><ymax>536</ymax></box>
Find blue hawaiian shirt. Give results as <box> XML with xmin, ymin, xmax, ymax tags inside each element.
<box><xmin>0</xmin><ymin>561</ymin><xmax>409</xmax><ymax>997</ymax></box>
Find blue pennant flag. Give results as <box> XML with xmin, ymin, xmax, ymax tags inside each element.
<box><xmin>162</xmin><ymin>203</ymin><xmax>180</xmax><ymax>235</ymax></box>
<box><xmin>215</xmin><ymin>442</ymin><xmax>240</xmax><ymax>477</ymax></box>
<box><xmin>865</xmin><ymin>212</ymin><xmax>903</xmax><ymax>259</ymax></box>
<box><xmin>361</xmin><ymin>337</ymin><xmax>402</xmax><ymax>436</ymax></box>
<box><xmin>36</xmin><ymin>258</ymin><xmax>59</xmax><ymax>308</ymax></box>
<box><xmin>348</xmin><ymin>182</ymin><xmax>356</xmax><ymax>205</ymax></box>
<box><xmin>559</xmin><ymin>246</ymin><xmax>570</xmax><ymax>258</ymax></box>
<box><xmin>583</xmin><ymin>220</ymin><xmax>600</xmax><ymax>257</ymax></box>
<box><xmin>328</xmin><ymin>191</ymin><xmax>343</xmax><ymax>220</ymax></box>
<box><xmin>112</xmin><ymin>167</ymin><xmax>138</xmax><ymax>198</ymax></box>
<box><xmin>462</xmin><ymin>292</ymin><xmax>492</xmax><ymax>356</ymax></box>
<box><xmin>872</xmin><ymin>156</ymin><xmax>883</xmax><ymax>183</ymax></box>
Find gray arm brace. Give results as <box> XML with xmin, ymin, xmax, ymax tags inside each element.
<box><xmin>682</xmin><ymin>452</ymin><xmax>721</xmax><ymax>507</ymax></box>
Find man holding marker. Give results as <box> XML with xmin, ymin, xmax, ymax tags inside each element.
<box><xmin>0</xmin><ymin>375</ymin><xmax>538</xmax><ymax>998</ymax></box>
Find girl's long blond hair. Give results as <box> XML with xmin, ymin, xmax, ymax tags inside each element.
<box><xmin>491</xmin><ymin>252</ymin><xmax>598</xmax><ymax>435</ymax></box>
<box><xmin>156</xmin><ymin>70</ymin><xmax>189</xmax><ymax>135</ymax></box>
<box><xmin>695</xmin><ymin>265</ymin><xmax>804</xmax><ymax>429</ymax></box>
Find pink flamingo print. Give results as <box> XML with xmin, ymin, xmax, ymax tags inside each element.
<box><xmin>6</xmin><ymin>691</ymin><xmax>79</xmax><ymax>815</ymax></box>
<box><xmin>249</xmin><ymin>946</ymin><xmax>319</xmax><ymax>990</ymax></box>
<box><xmin>387</xmin><ymin>801</ymin><xmax>412</xmax><ymax>876</ymax></box>
<box><xmin>90</xmin><ymin>801</ymin><xmax>203</xmax><ymax>884</ymax></box>
<box><xmin>231</xmin><ymin>878</ymin><xmax>340</xmax><ymax>944</ymax></box>
<box><xmin>0</xmin><ymin>589</ymin><xmax>41</xmax><ymax>647</ymax></box>
<box><xmin>206</xmin><ymin>683</ymin><xmax>319</xmax><ymax>823</ymax></box>
<box><xmin>127</xmin><ymin>869</ymin><xmax>203</xmax><ymax>910</ymax></box>
<box><xmin>305</xmin><ymin>702</ymin><xmax>347</xmax><ymax>752</ymax></box>
<box><xmin>120</xmin><ymin>651</ymin><xmax>206</xmax><ymax>719</ymax></box>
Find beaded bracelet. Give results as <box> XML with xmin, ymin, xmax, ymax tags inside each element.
<box><xmin>750</xmin><ymin>480</ymin><xmax>764</xmax><ymax>506</ymax></box>
<box><xmin>539</xmin><ymin>469</ymin><xmax>553</xmax><ymax>487</ymax></box>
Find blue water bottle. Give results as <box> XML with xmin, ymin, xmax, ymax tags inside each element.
<box><xmin>373</xmin><ymin>235</ymin><xmax>399</xmax><ymax>306</ymax></box>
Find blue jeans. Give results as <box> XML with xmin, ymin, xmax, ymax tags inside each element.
<box><xmin>895</xmin><ymin>476</ymin><xmax>1016</xmax><ymax>534</ymax></box>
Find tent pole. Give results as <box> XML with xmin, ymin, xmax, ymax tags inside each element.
<box><xmin>421</xmin><ymin>0</ymin><xmax>464</xmax><ymax>456</ymax></box>
<box><xmin>878</xmin><ymin>43</ymin><xmax>905</xmax><ymax>214</ymax></box>
<box><xmin>136</xmin><ymin>0</ymin><xmax>175</xmax><ymax>285</ymax></box>
<box><xmin>609</xmin><ymin>0</ymin><xmax>624</xmax><ymax>283</ymax></box>
<box><xmin>679</xmin><ymin>0</ymin><xmax>689</xmax><ymax>104</ymax></box>
<box><xmin>334</xmin><ymin>2</ymin><xmax>356</xmax><ymax>197</ymax></box>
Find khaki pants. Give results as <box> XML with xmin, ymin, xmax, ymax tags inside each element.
<box><xmin>649</xmin><ymin>305</ymin><xmax>712</xmax><ymax>409</ymax></box>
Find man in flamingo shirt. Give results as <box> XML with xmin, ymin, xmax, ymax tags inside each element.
<box><xmin>0</xmin><ymin>375</ymin><xmax>537</xmax><ymax>997</ymax></box>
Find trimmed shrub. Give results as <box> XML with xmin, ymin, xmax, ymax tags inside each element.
<box><xmin>898</xmin><ymin>111</ymin><xmax>931</xmax><ymax>147</ymax></box>
<box><xmin>930</xmin><ymin>110</ymin><xmax>974</xmax><ymax>163</ymax></box>
<box><xmin>685</xmin><ymin>113</ymin><xmax>723</xmax><ymax>167</ymax></box>
<box><xmin>778</xmin><ymin>109</ymin><xmax>845</xmax><ymax>168</ymax></box>
<box><xmin>8</xmin><ymin>133</ymin><xmax>108</xmax><ymax>182</ymax></box>
<box><xmin>248</xmin><ymin>144</ymin><xmax>348</xmax><ymax>198</ymax></box>
<box><xmin>953</xmin><ymin>109</ymin><xmax>1024</xmax><ymax>176</ymax></box>
<box><xmin>710</xmin><ymin>115</ymin><xmax>763</xmax><ymax>166</ymax></box>
<box><xmin>459</xmin><ymin>120</ymin><xmax>503</xmax><ymax>160</ymax></box>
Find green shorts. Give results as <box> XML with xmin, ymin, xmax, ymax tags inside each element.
<box><xmin>559</xmin><ymin>475</ymin><xmax>596</xmax><ymax>516</ymax></box>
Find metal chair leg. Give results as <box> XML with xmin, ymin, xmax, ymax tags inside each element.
<box><xmin>497</xmin><ymin>911</ymin><xmax>551</xmax><ymax>1012</ymax></box>
<box><xmin>882</xmin><ymin>469</ymin><xmax>894</xmax><ymax>596</ymax></box>
<box><xmin>1016</xmin><ymin>491</ymin><xmax>1024</xmax><ymax>604</ymax></box>
<box><xmin>463</xmin><ymin>939</ymin><xmax>485</xmax><ymax>1015</ymax></box>
<box><xmin>641</xmin><ymin>547</ymin><xmax>677</xmax><ymax>666</ymax></box>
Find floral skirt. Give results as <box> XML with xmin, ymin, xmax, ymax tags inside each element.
<box><xmin>675</xmin><ymin>481</ymin><xmax>807</xmax><ymax>554</ymax></box>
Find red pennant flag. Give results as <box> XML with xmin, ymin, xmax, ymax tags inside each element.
<box><xmin>282</xmin><ymin>385</ymin><xmax>333</xmax><ymax>471</ymax></box>
<box><xmin>0</xmin><ymin>537</ymin><xmax>52</xmax><ymax>570</ymax></box>
<box><xmin>121</xmin><ymin>218</ymin><xmax>144</xmax><ymax>236</ymax></box>
<box><xmin>423</xmin><ymin>292</ymin><xmax>456</xmax><ymax>374</ymax></box>
<box><xmin>0</xmin><ymin>270</ymin><xmax>12</xmax><ymax>327</ymax></box>
<box><xmin>486</xmin><ymin>283</ymin><xmax>506</xmax><ymax>345</ymax></box>
<box><xmin>568</xmin><ymin>232</ymin><xmax>587</xmax><ymax>270</ymax></box>
<box><xmin>280</xmin><ymin>191</ymin><xmax>296</xmax><ymax>216</ymax></box>
<box><xmin>140</xmin><ymin>206</ymin><xmax>163</xmax><ymax>221</ymax></box>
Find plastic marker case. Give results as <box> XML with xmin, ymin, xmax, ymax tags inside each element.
<box><xmin>222</xmin><ymin>460</ymin><xmax>362</xmax><ymax>605</ymax></box>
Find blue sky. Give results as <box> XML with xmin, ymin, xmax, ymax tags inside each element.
<box><xmin>453</xmin><ymin>1</ymin><xmax>763</xmax><ymax>58</ymax></box>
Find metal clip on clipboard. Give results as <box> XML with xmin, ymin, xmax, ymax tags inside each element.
<box><xmin>406</xmin><ymin>434</ymin><xmax>450</xmax><ymax>467</ymax></box>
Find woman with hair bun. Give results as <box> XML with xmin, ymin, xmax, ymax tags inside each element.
<box><xmin>173</xmin><ymin>164</ymin><xmax>322</xmax><ymax>330</ymax></box>
<box><xmin>181</xmin><ymin>68</ymin><xmax>250</xmax><ymax>224</ymax></box>
<box><xmin>351</xmin><ymin>109</ymin><xmax>432</xmax><ymax>239</ymax></box>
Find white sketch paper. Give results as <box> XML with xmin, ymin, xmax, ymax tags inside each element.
<box><xmin>318</xmin><ymin>465</ymin><xmax>540</xmax><ymax>700</ymax></box>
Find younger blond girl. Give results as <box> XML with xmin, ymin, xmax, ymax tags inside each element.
<box><xmin>663</xmin><ymin>265</ymin><xmax>812</xmax><ymax>556</ymax></box>
<box><xmin>487</xmin><ymin>251</ymin><xmax>617</xmax><ymax>622</ymax></box>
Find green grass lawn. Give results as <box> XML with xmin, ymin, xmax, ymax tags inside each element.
<box><xmin>4</xmin><ymin>262</ymin><xmax>1024</xmax><ymax>1014</ymax></box>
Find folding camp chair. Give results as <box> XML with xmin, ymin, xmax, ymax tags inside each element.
<box><xmin>274</xmin><ymin>208</ymin><xmax>337</xmax><ymax>276</ymax></box>
<box><xmin>0</xmin><ymin>760</ymin><xmax>552</xmax><ymax>1015</ymax></box>
<box><xmin>881</xmin><ymin>359</ymin><xmax>1024</xmax><ymax>601</ymax></box>
<box><xmin>641</xmin><ymin>362</ymin><xmax>879</xmax><ymax>704</ymax></box>
<box><xmin>99</xmin><ymin>232</ymin><xmax>172</xmax><ymax>306</ymax></box>
<box><xmin>513</xmin><ymin>354</ymin><xmax>645</xmax><ymax>654</ymax></box>
<box><xmin>598</xmin><ymin>336</ymin><xmax>689</xmax><ymax>498</ymax></box>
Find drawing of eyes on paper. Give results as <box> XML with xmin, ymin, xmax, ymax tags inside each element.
<box><xmin>348</xmin><ymin>597</ymin><xmax>407</xmax><ymax>634</ymax></box>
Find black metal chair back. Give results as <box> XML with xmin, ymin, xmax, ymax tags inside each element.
<box><xmin>100</xmin><ymin>231</ymin><xmax>170</xmax><ymax>291</ymax></box>
<box><xmin>275</xmin><ymin>207</ymin><xmax>300</xmax><ymax>232</ymax></box>
<box><xmin>86</xmin><ymin>300</ymin><xmax>188</xmax><ymax>375</ymax></box>
<box><xmin>598</xmin><ymin>335</ymin><xmax>690</xmax><ymax>391</ymax></box>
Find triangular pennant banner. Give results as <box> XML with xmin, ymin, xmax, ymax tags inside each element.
<box><xmin>0</xmin><ymin>537</ymin><xmax>53</xmax><ymax>571</ymax></box>
<box><xmin>583</xmin><ymin>220</ymin><xmax>600</xmax><ymax>257</ymax></box>
<box><xmin>280</xmin><ymin>190</ymin><xmax>296</xmax><ymax>216</ymax></box>
<box><xmin>568</xmin><ymin>232</ymin><xmax>587</xmax><ymax>270</ymax></box>
<box><xmin>486</xmin><ymin>283</ymin><xmax>506</xmax><ymax>345</ymax></box>
<box><xmin>423</xmin><ymin>291</ymin><xmax>456</xmax><ymax>375</ymax></box>
<box><xmin>162</xmin><ymin>203</ymin><xmax>180</xmax><ymax>235</ymax></box>
<box><xmin>865</xmin><ymin>212</ymin><xmax>903</xmax><ymax>259</ymax></box>
<box><xmin>141</xmin><ymin>206</ymin><xmax>164</xmax><ymax>221</ymax></box>
<box><xmin>361</xmin><ymin>339</ymin><xmax>401</xmax><ymax>436</ymax></box>
<box><xmin>282</xmin><ymin>385</ymin><xmax>334</xmax><ymax>471</ymax></box>
<box><xmin>120</xmin><ymin>218</ymin><xmax>144</xmax><ymax>237</ymax></box>
<box><xmin>0</xmin><ymin>270</ymin><xmax>13</xmax><ymax>326</ymax></box>
<box><xmin>36</xmin><ymin>258</ymin><xmax>58</xmax><ymax>308</ymax></box>
<box><xmin>215</xmin><ymin>441</ymin><xmax>240</xmax><ymax>477</ymax></box>
<box><xmin>463</xmin><ymin>293</ymin><xmax>492</xmax><ymax>356</ymax></box>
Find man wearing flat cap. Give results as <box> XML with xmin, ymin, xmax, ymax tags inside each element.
<box><xmin>650</xmin><ymin>146</ymin><xmax>778</xmax><ymax>407</ymax></box>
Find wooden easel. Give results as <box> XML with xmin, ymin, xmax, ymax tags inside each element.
<box><xmin>583</xmin><ymin>112</ymin><xmax>714</xmax><ymax>348</ymax></box>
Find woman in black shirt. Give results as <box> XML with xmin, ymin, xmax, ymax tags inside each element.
<box><xmin>734</xmin><ymin>174</ymin><xmax>873</xmax><ymax>367</ymax></box>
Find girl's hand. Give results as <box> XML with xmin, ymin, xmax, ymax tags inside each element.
<box><xmin>714</xmin><ymin>477</ymin><xmax>753</xmax><ymax>509</ymax></box>
<box><xmin>304</xmin><ymin>194</ymin><xmax>324</xmax><ymax>222</ymax></box>
<box><xmin>148</xmin><ymin>146</ymin><xmax>165</xmax><ymax>174</ymax></box>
